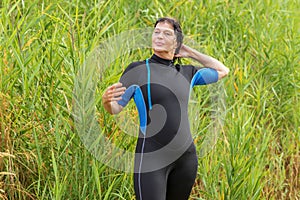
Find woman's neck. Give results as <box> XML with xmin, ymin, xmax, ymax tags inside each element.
<box><xmin>153</xmin><ymin>51</ymin><xmax>173</xmax><ymax>60</ymax></box>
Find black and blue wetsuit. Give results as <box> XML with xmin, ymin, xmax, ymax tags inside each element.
<box><xmin>118</xmin><ymin>54</ymin><xmax>218</xmax><ymax>200</ymax></box>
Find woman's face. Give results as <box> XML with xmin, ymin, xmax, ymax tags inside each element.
<box><xmin>152</xmin><ymin>22</ymin><xmax>177</xmax><ymax>56</ymax></box>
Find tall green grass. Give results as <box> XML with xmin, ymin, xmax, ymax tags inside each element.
<box><xmin>0</xmin><ymin>0</ymin><xmax>299</xmax><ymax>199</ymax></box>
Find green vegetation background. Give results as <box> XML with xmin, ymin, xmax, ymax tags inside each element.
<box><xmin>0</xmin><ymin>0</ymin><xmax>299</xmax><ymax>199</ymax></box>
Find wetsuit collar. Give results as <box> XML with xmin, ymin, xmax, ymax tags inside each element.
<box><xmin>150</xmin><ymin>54</ymin><xmax>174</xmax><ymax>66</ymax></box>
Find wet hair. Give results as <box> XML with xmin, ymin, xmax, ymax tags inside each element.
<box><xmin>154</xmin><ymin>17</ymin><xmax>183</xmax><ymax>55</ymax></box>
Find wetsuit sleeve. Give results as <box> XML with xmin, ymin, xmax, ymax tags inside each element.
<box><xmin>117</xmin><ymin>84</ymin><xmax>147</xmax><ymax>135</ymax></box>
<box><xmin>116</xmin><ymin>62</ymin><xmax>147</xmax><ymax>134</ymax></box>
<box><xmin>191</xmin><ymin>68</ymin><xmax>219</xmax><ymax>87</ymax></box>
<box><xmin>117</xmin><ymin>62</ymin><xmax>139</xmax><ymax>107</ymax></box>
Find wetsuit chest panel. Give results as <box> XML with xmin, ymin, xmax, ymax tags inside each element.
<box><xmin>148</xmin><ymin>64</ymin><xmax>191</xmax><ymax>108</ymax></box>
<box><xmin>138</xmin><ymin>63</ymin><xmax>192</xmax><ymax>147</ymax></box>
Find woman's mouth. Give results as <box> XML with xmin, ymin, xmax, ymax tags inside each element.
<box><xmin>155</xmin><ymin>41</ymin><xmax>164</xmax><ymax>46</ymax></box>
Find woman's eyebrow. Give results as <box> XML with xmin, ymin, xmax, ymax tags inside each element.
<box><xmin>154</xmin><ymin>27</ymin><xmax>174</xmax><ymax>32</ymax></box>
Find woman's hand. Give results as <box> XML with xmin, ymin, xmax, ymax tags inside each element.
<box><xmin>102</xmin><ymin>82</ymin><xmax>126</xmax><ymax>114</ymax></box>
<box><xmin>174</xmin><ymin>44</ymin><xmax>192</xmax><ymax>58</ymax></box>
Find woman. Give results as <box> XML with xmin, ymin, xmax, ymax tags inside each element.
<box><xmin>102</xmin><ymin>17</ymin><xmax>229</xmax><ymax>200</ymax></box>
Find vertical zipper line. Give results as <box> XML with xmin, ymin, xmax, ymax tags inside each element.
<box><xmin>146</xmin><ymin>59</ymin><xmax>152</xmax><ymax>110</ymax></box>
<box><xmin>138</xmin><ymin>135</ymin><xmax>146</xmax><ymax>200</ymax></box>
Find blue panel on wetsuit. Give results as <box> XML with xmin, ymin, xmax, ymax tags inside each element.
<box><xmin>118</xmin><ymin>85</ymin><xmax>136</xmax><ymax>107</ymax></box>
<box><xmin>133</xmin><ymin>87</ymin><xmax>147</xmax><ymax>134</ymax></box>
<box><xmin>117</xmin><ymin>85</ymin><xmax>147</xmax><ymax>135</ymax></box>
<box><xmin>190</xmin><ymin>68</ymin><xmax>218</xmax><ymax>87</ymax></box>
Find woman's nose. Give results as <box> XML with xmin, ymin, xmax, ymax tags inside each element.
<box><xmin>157</xmin><ymin>32</ymin><xmax>163</xmax><ymax>39</ymax></box>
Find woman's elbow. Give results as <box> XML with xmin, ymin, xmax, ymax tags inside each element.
<box><xmin>218</xmin><ymin>67</ymin><xmax>230</xmax><ymax>80</ymax></box>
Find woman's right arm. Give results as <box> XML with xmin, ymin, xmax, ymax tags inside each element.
<box><xmin>102</xmin><ymin>82</ymin><xmax>126</xmax><ymax>115</ymax></box>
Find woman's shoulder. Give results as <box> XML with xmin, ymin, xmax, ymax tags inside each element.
<box><xmin>124</xmin><ymin>60</ymin><xmax>146</xmax><ymax>73</ymax></box>
<box><xmin>122</xmin><ymin>60</ymin><xmax>146</xmax><ymax>74</ymax></box>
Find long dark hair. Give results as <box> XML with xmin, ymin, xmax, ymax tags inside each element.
<box><xmin>154</xmin><ymin>17</ymin><xmax>183</xmax><ymax>55</ymax></box>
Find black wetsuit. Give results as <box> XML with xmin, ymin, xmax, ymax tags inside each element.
<box><xmin>118</xmin><ymin>54</ymin><xmax>218</xmax><ymax>200</ymax></box>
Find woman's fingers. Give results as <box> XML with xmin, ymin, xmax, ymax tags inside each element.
<box><xmin>110</xmin><ymin>83</ymin><xmax>126</xmax><ymax>99</ymax></box>
<box><xmin>102</xmin><ymin>82</ymin><xmax>126</xmax><ymax>103</ymax></box>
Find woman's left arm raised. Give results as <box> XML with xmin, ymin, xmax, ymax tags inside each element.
<box><xmin>175</xmin><ymin>44</ymin><xmax>230</xmax><ymax>80</ymax></box>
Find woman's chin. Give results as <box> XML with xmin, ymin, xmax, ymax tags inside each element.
<box><xmin>153</xmin><ymin>47</ymin><xmax>169</xmax><ymax>53</ymax></box>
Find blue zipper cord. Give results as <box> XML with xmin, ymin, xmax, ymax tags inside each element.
<box><xmin>146</xmin><ymin>59</ymin><xmax>152</xmax><ymax>110</ymax></box>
